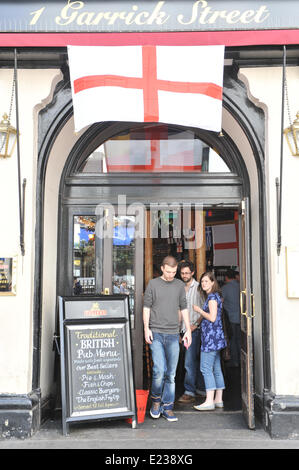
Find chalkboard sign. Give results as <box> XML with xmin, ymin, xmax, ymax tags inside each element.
<box><xmin>58</xmin><ymin>295</ymin><xmax>137</xmax><ymax>435</ymax></box>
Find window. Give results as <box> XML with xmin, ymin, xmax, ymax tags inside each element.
<box><xmin>73</xmin><ymin>216</ymin><xmax>96</xmax><ymax>294</ymax></box>
<box><xmin>78</xmin><ymin>125</ymin><xmax>231</xmax><ymax>174</ymax></box>
<box><xmin>112</xmin><ymin>215</ymin><xmax>135</xmax><ymax>315</ymax></box>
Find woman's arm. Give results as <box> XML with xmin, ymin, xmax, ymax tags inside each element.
<box><xmin>193</xmin><ymin>300</ymin><xmax>218</xmax><ymax>323</ymax></box>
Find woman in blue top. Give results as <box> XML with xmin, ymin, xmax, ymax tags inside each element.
<box><xmin>192</xmin><ymin>271</ymin><xmax>227</xmax><ymax>411</ymax></box>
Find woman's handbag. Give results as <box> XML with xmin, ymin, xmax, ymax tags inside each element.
<box><xmin>221</xmin><ymin>308</ymin><xmax>231</xmax><ymax>362</ymax></box>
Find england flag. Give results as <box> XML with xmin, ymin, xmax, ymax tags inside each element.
<box><xmin>68</xmin><ymin>45</ymin><xmax>225</xmax><ymax>133</ymax></box>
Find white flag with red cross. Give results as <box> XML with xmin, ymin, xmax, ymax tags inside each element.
<box><xmin>212</xmin><ymin>223</ymin><xmax>239</xmax><ymax>267</ymax></box>
<box><xmin>68</xmin><ymin>45</ymin><xmax>225</xmax><ymax>133</ymax></box>
<box><xmin>103</xmin><ymin>130</ymin><xmax>203</xmax><ymax>172</ymax></box>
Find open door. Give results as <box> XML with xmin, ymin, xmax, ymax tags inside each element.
<box><xmin>102</xmin><ymin>207</ymin><xmax>144</xmax><ymax>388</ymax></box>
<box><xmin>239</xmin><ymin>198</ymin><xmax>255</xmax><ymax>429</ymax></box>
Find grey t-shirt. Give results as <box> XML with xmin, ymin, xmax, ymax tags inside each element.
<box><xmin>143</xmin><ymin>277</ymin><xmax>187</xmax><ymax>334</ymax></box>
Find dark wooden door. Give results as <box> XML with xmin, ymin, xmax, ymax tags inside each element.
<box><xmin>239</xmin><ymin>197</ymin><xmax>255</xmax><ymax>429</ymax></box>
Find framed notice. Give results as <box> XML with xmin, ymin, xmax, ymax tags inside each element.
<box><xmin>0</xmin><ymin>256</ymin><xmax>17</xmax><ymax>296</ymax></box>
<box><xmin>286</xmin><ymin>247</ymin><xmax>299</xmax><ymax>298</ymax></box>
<box><xmin>58</xmin><ymin>295</ymin><xmax>137</xmax><ymax>435</ymax></box>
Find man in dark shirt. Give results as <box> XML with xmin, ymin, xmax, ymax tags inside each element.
<box><xmin>221</xmin><ymin>269</ymin><xmax>241</xmax><ymax>367</ymax></box>
<box><xmin>177</xmin><ymin>261</ymin><xmax>205</xmax><ymax>404</ymax></box>
<box><xmin>143</xmin><ymin>256</ymin><xmax>191</xmax><ymax>422</ymax></box>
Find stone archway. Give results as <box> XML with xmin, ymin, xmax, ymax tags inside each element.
<box><xmin>35</xmin><ymin>67</ymin><xmax>268</xmax><ymax>425</ymax></box>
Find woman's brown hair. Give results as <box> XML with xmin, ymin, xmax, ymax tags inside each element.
<box><xmin>198</xmin><ymin>271</ymin><xmax>221</xmax><ymax>297</ymax></box>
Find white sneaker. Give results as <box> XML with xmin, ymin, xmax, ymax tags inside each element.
<box><xmin>194</xmin><ymin>403</ymin><xmax>215</xmax><ymax>411</ymax></box>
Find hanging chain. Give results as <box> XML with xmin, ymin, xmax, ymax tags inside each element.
<box><xmin>0</xmin><ymin>68</ymin><xmax>16</xmax><ymax>153</ymax></box>
<box><xmin>284</xmin><ymin>65</ymin><xmax>299</xmax><ymax>154</ymax></box>
<box><xmin>284</xmin><ymin>66</ymin><xmax>293</xmax><ymax>129</ymax></box>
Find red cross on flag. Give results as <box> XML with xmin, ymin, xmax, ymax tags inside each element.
<box><xmin>68</xmin><ymin>45</ymin><xmax>225</xmax><ymax>133</ymax></box>
<box><xmin>104</xmin><ymin>130</ymin><xmax>203</xmax><ymax>172</ymax></box>
<box><xmin>212</xmin><ymin>223</ymin><xmax>239</xmax><ymax>267</ymax></box>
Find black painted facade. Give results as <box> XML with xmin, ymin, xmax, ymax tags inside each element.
<box><xmin>0</xmin><ymin>40</ymin><xmax>299</xmax><ymax>439</ymax></box>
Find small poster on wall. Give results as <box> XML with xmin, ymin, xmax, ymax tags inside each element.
<box><xmin>286</xmin><ymin>247</ymin><xmax>299</xmax><ymax>298</ymax></box>
<box><xmin>0</xmin><ymin>256</ymin><xmax>17</xmax><ymax>296</ymax></box>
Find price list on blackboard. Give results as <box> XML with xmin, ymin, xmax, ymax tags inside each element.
<box><xmin>67</xmin><ymin>324</ymin><xmax>127</xmax><ymax>416</ymax></box>
<box><xmin>58</xmin><ymin>295</ymin><xmax>136</xmax><ymax>434</ymax></box>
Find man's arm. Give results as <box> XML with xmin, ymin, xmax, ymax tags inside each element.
<box><xmin>143</xmin><ymin>281</ymin><xmax>153</xmax><ymax>344</ymax></box>
<box><xmin>143</xmin><ymin>306</ymin><xmax>153</xmax><ymax>344</ymax></box>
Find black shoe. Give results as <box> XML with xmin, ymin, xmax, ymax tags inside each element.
<box><xmin>177</xmin><ymin>394</ymin><xmax>195</xmax><ymax>403</ymax></box>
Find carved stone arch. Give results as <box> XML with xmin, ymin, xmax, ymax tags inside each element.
<box><xmin>33</xmin><ymin>81</ymin><xmax>73</xmax><ymax>390</ymax></box>
<box><xmin>223</xmin><ymin>66</ymin><xmax>271</xmax><ymax>393</ymax></box>
<box><xmin>61</xmin><ymin>121</ymin><xmax>247</xmax><ymax>185</ymax></box>
<box><xmin>223</xmin><ymin>66</ymin><xmax>265</xmax><ymax>175</ymax></box>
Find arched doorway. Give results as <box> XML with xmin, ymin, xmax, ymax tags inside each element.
<box><xmin>36</xmin><ymin>68</ymin><xmax>268</xmax><ymax>431</ymax></box>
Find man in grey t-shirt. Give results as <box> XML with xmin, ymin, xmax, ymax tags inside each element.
<box><xmin>143</xmin><ymin>256</ymin><xmax>191</xmax><ymax>422</ymax></box>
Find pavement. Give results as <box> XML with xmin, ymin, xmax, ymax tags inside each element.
<box><xmin>0</xmin><ymin>406</ymin><xmax>299</xmax><ymax>452</ymax></box>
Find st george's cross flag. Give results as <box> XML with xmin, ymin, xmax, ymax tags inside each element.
<box><xmin>212</xmin><ymin>223</ymin><xmax>239</xmax><ymax>267</ymax></box>
<box><xmin>104</xmin><ymin>130</ymin><xmax>203</xmax><ymax>172</ymax></box>
<box><xmin>68</xmin><ymin>45</ymin><xmax>225</xmax><ymax>133</ymax></box>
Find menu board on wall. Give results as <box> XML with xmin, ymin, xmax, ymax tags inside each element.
<box><xmin>58</xmin><ymin>295</ymin><xmax>137</xmax><ymax>435</ymax></box>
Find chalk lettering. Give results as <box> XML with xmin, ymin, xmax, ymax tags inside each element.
<box><xmin>80</xmin><ymin>338</ymin><xmax>115</xmax><ymax>349</ymax></box>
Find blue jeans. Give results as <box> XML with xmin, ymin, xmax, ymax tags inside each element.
<box><xmin>200</xmin><ymin>350</ymin><xmax>225</xmax><ymax>391</ymax></box>
<box><xmin>149</xmin><ymin>332</ymin><xmax>180</xmax><ymax>410</ymax></box>
<box><xmin>184</xmin><ymin>328</ymin><xmax>205</xmax><ymax>396</ymax></box>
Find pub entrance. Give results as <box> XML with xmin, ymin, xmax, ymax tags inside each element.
<box><xmin>143</xmin><ymin>207</ymin><xmax>241</xmax><ymax>408</ymax></box>
<box><xmin>58</xmin><ymin>122</ymin><xmax>255</xmax><ymax>428</ymax></box>
<box><xmin>142</xmin><ymin>202</ymin><xmax>254</xmax><ymax>426</ymax></box>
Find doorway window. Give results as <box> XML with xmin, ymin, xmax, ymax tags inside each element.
<box><xmin>112</xmin><ymin>215</ymin><xmax>136</xmax><ymax>315</ymax></box>
<box><xmin>73</xmin><ymin>216</ymin><xmax>96</xmax><ymax>294</ymax></box>
<box><xmin>78</xmin><ymin>125</ymin><xmax>231</xmax><ymax>173</ymax></box>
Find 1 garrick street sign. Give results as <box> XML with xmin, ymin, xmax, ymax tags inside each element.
<box><xmin>0</xmin><ymin>1</ymin><xmax>297</xmax><ymax>33</ymax></box>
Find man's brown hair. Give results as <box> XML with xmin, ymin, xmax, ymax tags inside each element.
<box><xmin>161</xmin><ymin>255</ymin><xmax>178</xmax><ymax>268</ymax></box>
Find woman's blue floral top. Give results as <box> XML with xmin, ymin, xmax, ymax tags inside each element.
<box><xmin>200</xmin><ymin>292</ymin><xmax>227</xmax><ymax>352</ymax></box>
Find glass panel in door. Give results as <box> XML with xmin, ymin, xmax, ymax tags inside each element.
<box><xmin>73</xmin><ymin>215</ymin><xmax>96</xmax><ymax>294</ymax></box>
<box><xmin>112</xmin><ymin>215</ymin><xmax>136</xmax><ymax>317</ymax></box>
<box><xmin>102</xmin><ymin>210</ymin><xmax>144</xmax><ymax>388</ymax></box>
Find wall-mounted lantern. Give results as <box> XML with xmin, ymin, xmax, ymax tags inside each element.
<box><xmin>0</xmin><ymin>113</ymin><xmax>17</xmax><ymax>159</ymax></box>
<box><xmin>284</xmin><ymin>111</ymin><xmax>299</xmax><ymax>156</ymax></box>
